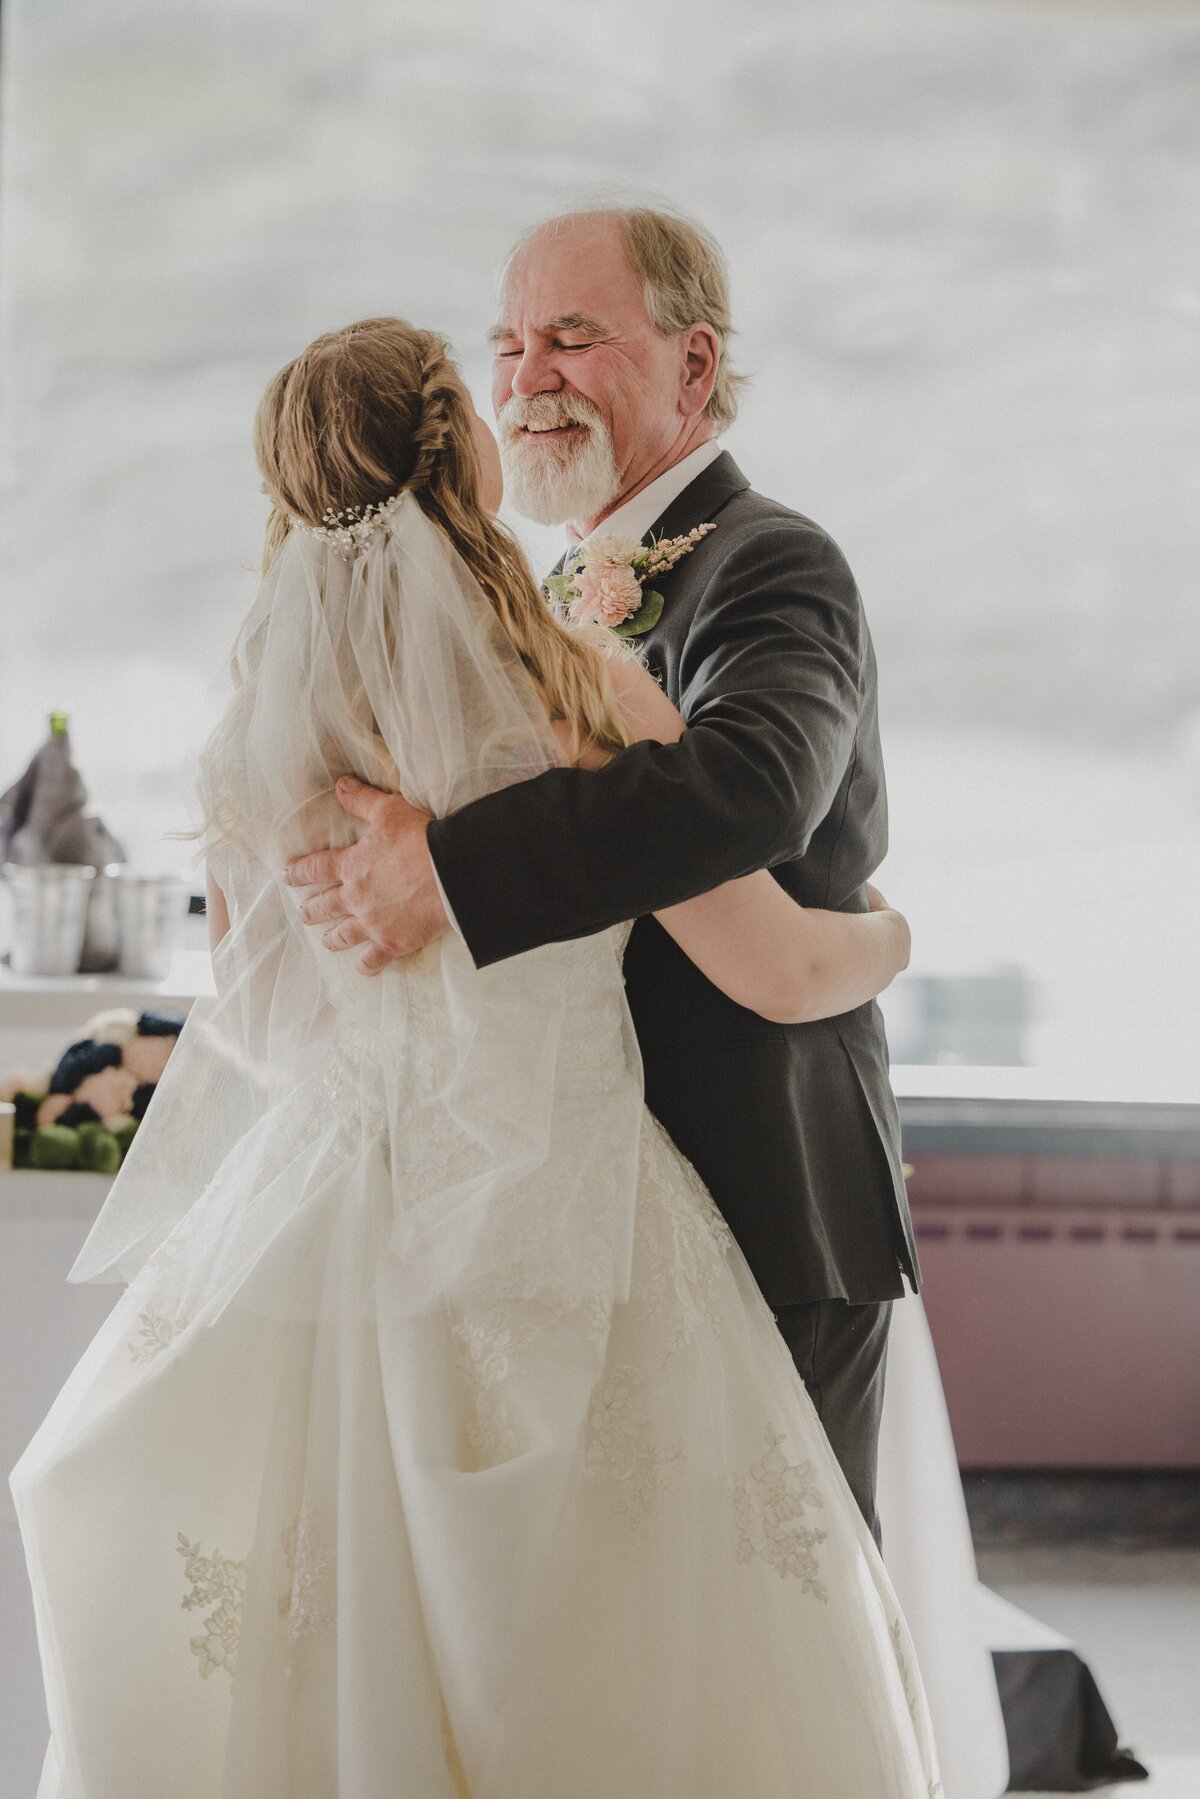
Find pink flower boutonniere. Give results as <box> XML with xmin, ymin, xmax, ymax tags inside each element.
<box><xmin>545</xmin><ymin>523</ymin><xmax>716</xmax><ymax>638</ymax></box>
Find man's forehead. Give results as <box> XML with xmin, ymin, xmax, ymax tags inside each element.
<box><xmin>496</xmin><ymin>220</ymin><xmax>644</xmax><ymax>329</ymax></box>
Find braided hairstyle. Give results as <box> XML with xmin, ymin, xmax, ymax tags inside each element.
<box><xmin>253</xmin><ymin>317</ymin><xmax>632</xmax><ymax>761</ymax></box>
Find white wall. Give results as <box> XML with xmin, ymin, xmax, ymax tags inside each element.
<box><xmin>2</xmin><ymin>0</ymin><xmax>1197</xmax><ymax>1092</ymax></box>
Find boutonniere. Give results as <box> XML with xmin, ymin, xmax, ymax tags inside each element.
<box><xmin>544</xmin><ymin>523</ymin><xmax>716</xmax><ymax>638</ymax></box>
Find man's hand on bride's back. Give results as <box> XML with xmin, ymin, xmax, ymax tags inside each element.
<box><xmin>282</xmin><ymin>777</ymin><xmax>448</xmax><ymax>974</ymax></box>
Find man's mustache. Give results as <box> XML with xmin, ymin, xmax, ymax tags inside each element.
<box><xmin>497</xmin><ymin>392</ymin><xmax>605</xmax><ymax>443</ymax></box>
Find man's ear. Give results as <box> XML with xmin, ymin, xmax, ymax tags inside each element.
<box><xmin>680</xmin><ymin>324</ymin><xmax>720</xmax><ymax>419</ymax></box>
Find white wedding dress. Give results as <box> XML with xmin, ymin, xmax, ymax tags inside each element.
<box><xmin>10</xmin><ymin>495</ymin><xmax>941</xmax><ymax>1798</ymax></box>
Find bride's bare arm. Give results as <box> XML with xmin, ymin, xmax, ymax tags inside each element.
<box><xmin>206</xmin><ymin>866</ymin><xmax>231</xmax><ymax>952</ymax></box>
<box><xmin>594</xmin><ymin>655</ymin><xmax>910</xmax><ymax>1025</ymax></box>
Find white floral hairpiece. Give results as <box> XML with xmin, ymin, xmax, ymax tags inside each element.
<box><xmin>299</xmin><ymin>490</ymin><xmax>407</xmax><ymax>558</ymax></box>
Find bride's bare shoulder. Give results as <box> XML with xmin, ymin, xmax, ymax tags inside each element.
<box><xmin>548</xmin><ymin>647</ymin><xmax>684</xmax><ymax>768</ymax></box>
<box><xmin>604</xmin><ymin>650</ymin><xmax>685</xmax><ymax>746</ymax></box>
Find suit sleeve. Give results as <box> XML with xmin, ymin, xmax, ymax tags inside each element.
<box><xmin>427</xmin><ymin>518</ymin><xmax>865</xmax><ymax>968</ymax></box>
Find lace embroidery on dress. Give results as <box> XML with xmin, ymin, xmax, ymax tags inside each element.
<box><xmin>449</xmin><ymin>1106</ymin><xmax>733</xmax><ymax>1471</ymax></box>
<box><xmin>890</xmin><ymin>1617</ymin><xmax>922</xmax><ymax>1727</ymax></box>
<box><xmin>176</xmin><ymin>1533</ymin><xmax>248</xmax><ymax>1678</ymax></box>
<box><xmin>632</xmin><ymin>1113</ymin><xmax>736</xmax><ymax>1363</ymax></box>
<box><xmin>126</xmin><ymin>1209</ymin><xmax>198</xmax><ymax>1361</ymax></box>
<box><xmin>319</xmin><ymin>1023</ymin><xmax>389</xmax><ymax>1151</ymax></box>
<box><xmin>449</xmin><ymin>1207</ymin><xmax>617</xmax><ymax>1469</ymax></box>
<box><xmin>889</xmin><ymin>1612</ymin><xmax>941</xmax><ymax>1796</ymax></box>
<box><xmin>584</xmin><ymin>1367</ymin><xmax>684</xmax><ymax>1526</ymax></box>
<box><xmin>278</xmin><ymin>1506</ymin><xmax>335</xmax><ymax>1639</ymax></box>
<box><xmin>731</xmin><ymin>1428</ymin><xmax>828</xmax><ymax>1600</ymax></box>
<box><xmin>452</xmin><ymin>1314</ymin><xmax>525</xmax><ymax>1467</ymax></box>
<box><xmin>452</xmin><ymin>1281</ymin><xmax>611</xmax><ymax>1468</ymax></box>
<box><xmin>128</xmin><ymin>1307</ymin><xmax>188</xmax><ymax>1363</ymax></box>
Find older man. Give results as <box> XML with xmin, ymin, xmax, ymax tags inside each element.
<box><xmin>287</xmin><ymin>206</ymin><xmax>918</xmax><ymax>1538</ymax></box>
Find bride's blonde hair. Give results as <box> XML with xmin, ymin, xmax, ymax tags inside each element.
<box><xmin>254</xmin><ymin>316</ymin><xmax>632</xmax><ymax>761</ymax></box>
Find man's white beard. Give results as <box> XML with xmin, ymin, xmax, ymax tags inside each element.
<box><xmin>498</xmin><ymin>394</ymin><xmax>620</xmax><ymax>527</ymax></box>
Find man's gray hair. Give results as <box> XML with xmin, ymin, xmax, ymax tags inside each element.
<box><xmin>510</xmin><ymin>204</ymin><xmax>749</xmax><ymax>432</ymax></box>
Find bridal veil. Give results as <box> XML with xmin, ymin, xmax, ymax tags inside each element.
<box><xmin>66</xmin><ymin>492</ymin><xmax>645</xmax><ymax>1332</ymax></box>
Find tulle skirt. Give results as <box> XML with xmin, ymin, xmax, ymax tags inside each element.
<box><xmin>12</xmin><ymin>1104</ymin><xmax>939</xmax><ymax>1797</ymax></box>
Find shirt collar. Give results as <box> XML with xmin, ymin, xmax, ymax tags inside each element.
<box><xmin>565</xmin><ymin>438</ymin><xmax>724</xmax><ymax>548</ymax></box>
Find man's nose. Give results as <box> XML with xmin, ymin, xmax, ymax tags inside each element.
<box><xmin>509</xmin><ymin>344</ymin><xmax>564</xmax><ymax>400</ymax></box>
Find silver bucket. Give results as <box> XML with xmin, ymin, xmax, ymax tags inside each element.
<box><xmin>111</xmin><ymin>869</ymin><xmax>189</xmax><ymax>979</ymax></box>
<box><xmin>79</xmin><ymin>863</ymin><xmax>123</xmax><ymax>973</ymax></box>
<box><xmin>1</xmin><ymin>862</ymin><xmax>97</xmax><ymax>976</ymax></box>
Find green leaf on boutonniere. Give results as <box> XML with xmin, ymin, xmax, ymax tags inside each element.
<box><xmin>614</xmin><ymin>589</ymin><xmax>665</xmax><ymax>638</ymax></box>
<box><xmin>542</xmin><ymin>573</ymin><xmax>575</xmax><ymax>606</ymax></box>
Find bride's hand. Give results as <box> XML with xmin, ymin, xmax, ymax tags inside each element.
<box><xmin>283</xmin><ymin>777</ymin><xmax>449</xmax><ymax>974</ymax></box>
<box><xmin>865</xmin><ymin>884</ymin><xmax>911</xmax><ymax>972</ymax></box>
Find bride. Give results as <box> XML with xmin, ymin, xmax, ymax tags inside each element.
<box><xmin>11</xmin><ymin>317</ymin><xmax>940</xmax><ymax>1798</ymax></box>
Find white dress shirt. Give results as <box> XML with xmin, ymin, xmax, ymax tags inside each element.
<box><xmin>564</xmin><ymin>438</ymin><xmax>724</xmax><ymax>549</ymax></box>
<box><xmin>433</xmin><ymin>436</ymin><xmax>725</xmax><ymax>941</ymax></box>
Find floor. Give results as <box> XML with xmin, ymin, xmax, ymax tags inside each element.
<box><xmin>979</xmin><ymin>1544</ymin><xmax>1200</xmax><ymax>1799</ymax></box>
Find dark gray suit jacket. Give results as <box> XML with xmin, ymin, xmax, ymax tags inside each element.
<box><xmin>428</xmin><ymin>452</ymin><xmax>918</xmax><ymax>1307</ymax></box>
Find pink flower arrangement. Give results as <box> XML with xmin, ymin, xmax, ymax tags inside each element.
<box><xmin>75</xmin><ymin>1065</ymin><xmax>141</xmax><ymax>1119</ymax></box>
<box><xmin>5</xmin><ymin>1006</ymin><xmax>183</xmax><ymax>1173</ymax></box>
<box><xmin>571</xmin><ymin>563</ymin><xmax>644</xmax><ymax>628</ymax></box>
<box><xmin>544</xmin><ymin>522</ymin><xmax>717</xmax><ymax>639</ymax></box>
<box><xmin>122</xmin><ymin>1033</ymin><xmax>175</xmax><ymax>1086</ymax></box>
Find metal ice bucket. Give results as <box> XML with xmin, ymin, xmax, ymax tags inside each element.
<box><xmin>1</xmin><ymin>862</ymin><xmax>97</xmax><ymax>976</ymax></box>
<box><xmin>111</xmin><ymin>868</ymin><xmax>189</xmax><ymax>979</ymax></box>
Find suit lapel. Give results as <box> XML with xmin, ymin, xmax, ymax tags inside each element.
<box><xmin>631</xmin><ymin>451</ymin><xmax>749</xmax><ymax>650</ymax></box>
<box><xmin>640</xmin><ymin>449</ymin><xmax>750</xmax><ymax>547</ymax></box>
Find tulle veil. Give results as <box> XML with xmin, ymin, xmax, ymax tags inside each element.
<box><xmin>66</xmin><ymin>491</ymin><xmax>645</xmax><ymax>1331</ymax></box>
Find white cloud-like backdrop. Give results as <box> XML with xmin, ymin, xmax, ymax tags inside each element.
<box><xmin>1</xmin><ymin>0</ymin><xmax>1197</xmax><ymax>1093</ymax></box>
